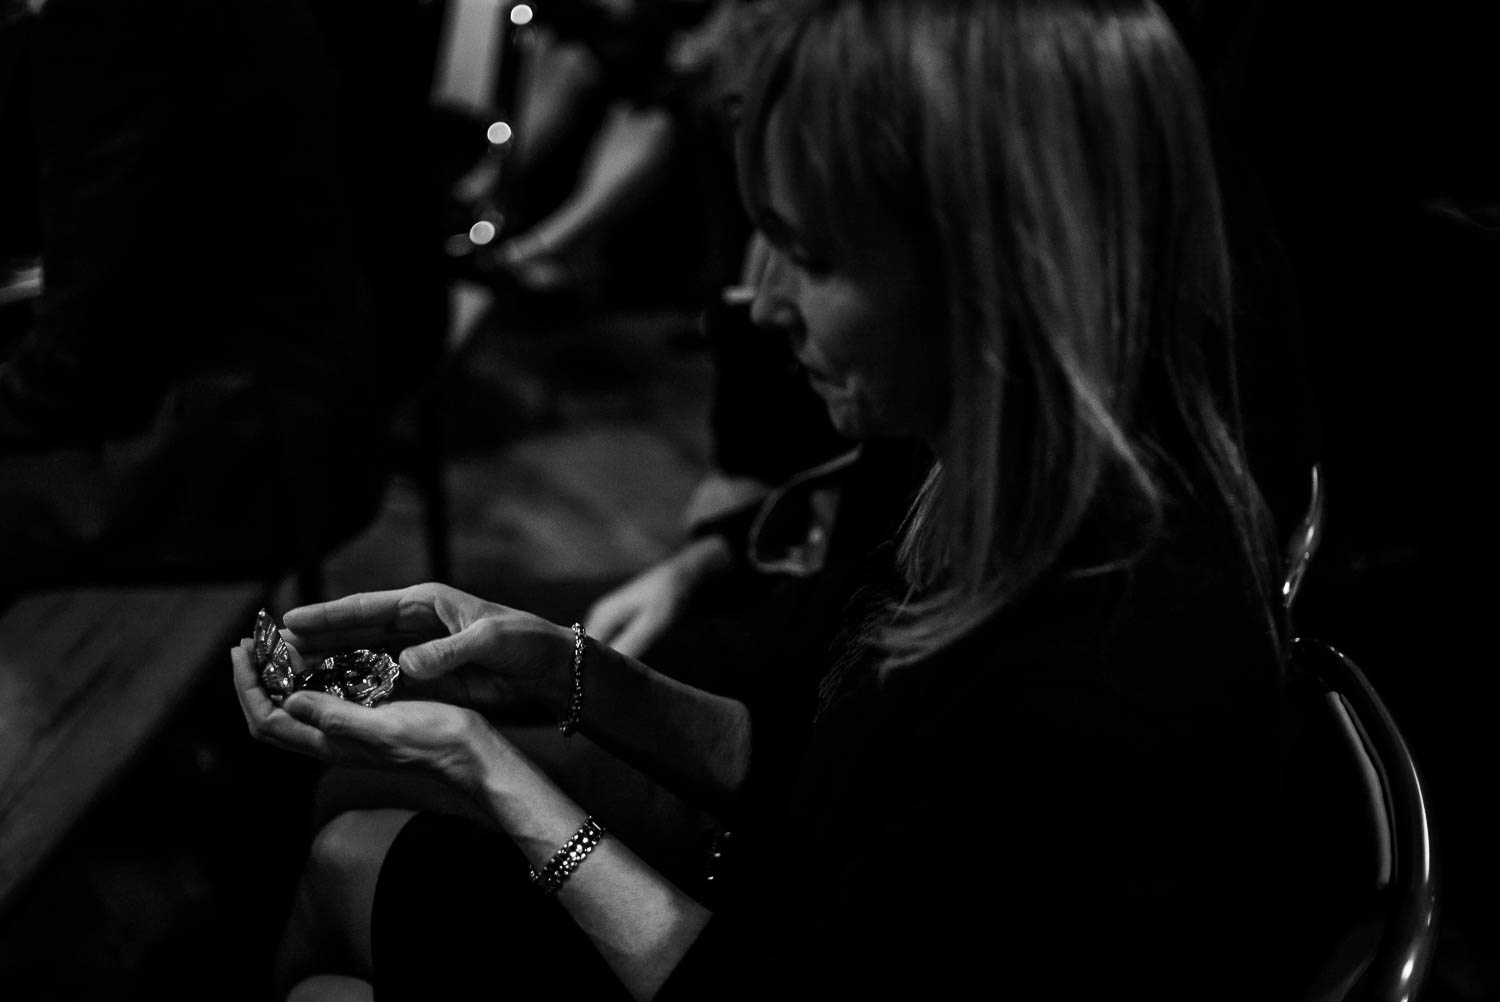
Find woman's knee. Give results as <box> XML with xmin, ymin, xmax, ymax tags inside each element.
<box><xmin>285</xmin><ymin>973</ymin><xmax>373</xmax><ymax>1002</ymax></box>
<box><xmin>305</xmin><ymin>808</ymin><xmax>415</xmax><ymax>921</ymax></box>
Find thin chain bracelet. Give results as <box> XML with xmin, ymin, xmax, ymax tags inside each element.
<box><xmin>529</xmin><ymin>816</ymin><xmax>607</xmax><ymax>894</ymax></box>
<box><xmin>559</xmin><ymin>622</ymin><xmax>585</xmax><ymax>736</ymax></box>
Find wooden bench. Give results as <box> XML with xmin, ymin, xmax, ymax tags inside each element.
<box><xmin>0</xmin><ymin>583</ymin><xmax>262</xmax><ymax>911</ymax></box>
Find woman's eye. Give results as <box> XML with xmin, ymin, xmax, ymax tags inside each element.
<box><xmin>790</xmin><ymin>248</ymin><xmax>832</xmax><ymax>276</ymax></box>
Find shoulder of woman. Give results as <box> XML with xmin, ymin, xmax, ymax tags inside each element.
<box><xmin>887</xmin><ymin>518</ymin><xmax>1274</xmax><ymax>722</ymax></box>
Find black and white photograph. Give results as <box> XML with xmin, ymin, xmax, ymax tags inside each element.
<box><xmin>1</xmin><ymin>1</ymin><xmax>1493</xmax><ymax>998</ymax></box>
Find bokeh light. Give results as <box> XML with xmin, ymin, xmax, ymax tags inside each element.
<box><xmin>469</xmin><ymin>220</ymin><xmax>497</xmax><ymax>246</ymax></box>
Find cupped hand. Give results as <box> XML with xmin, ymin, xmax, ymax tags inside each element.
<box><xmin>231</xmin><ymin>639</ymin><xmax>495</xmax><ymax>789</ymax></box>
<box><xmin>280</xmin><ymin>583</ymin><xmax>576</xmax><ymax>719</ymax></box>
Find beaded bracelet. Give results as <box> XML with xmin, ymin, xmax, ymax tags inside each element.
<box><xmin>529</xmin><ymin>816</ymin><xmax>607</xmax><ymax>895</ymax></box>
<box><xmin>559</xmin><ymin>622</ymin><xmax>586</xmax><ymax>736</ymax></box>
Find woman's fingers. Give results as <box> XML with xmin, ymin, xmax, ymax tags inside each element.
<box><xmin>234</xmin><ymin>633</ymin><xmax>478</xmax><ymax>768</ymax></box>
<box><xmin>230</xmin><ymin>639</ymin><xmax>268</xmax><ymax>730</ymax></box>
<box><xmin>282</xmin><ymin>692</ymin><xmax>424</xmax><ymax>750</ymax></box>
<box><xmin>280</xmin><ymin>625</ymin><xmax>435</xmax><ymax>662</ymax></box>
<box><xmin>397</xmin><ymin>618</ymin><xmax>498</xmax><ymax>682</ymax></box>
<box><xmin>285</xmin><ymin>588</ymin><xmax>416</xmax><ymax>634</ymax></box>
<box><xmin>282</xmin><ymin>690</ymin><xmax>364</xmax><ymax>736</ymax></box>
<box><xmin>280</xmin><ymin>694</ymin><xmax>481</xmax><ymax>778</ymax></box>
<box><xmin>231</xmin><ymin>640</ymin><xmax>337</xmax><ymax>759</ymax></box>
<box><xmin>282</xmin><ymin>585</ymin><xmax>459</xmax><ymax>655</ymax></box>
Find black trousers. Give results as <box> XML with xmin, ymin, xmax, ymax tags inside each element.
<box><xmin>372</xmin><ymin>812</ymin><xmax>633</xmax><ymax>1000</ymax></box>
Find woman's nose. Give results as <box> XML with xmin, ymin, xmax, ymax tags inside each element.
<box><xmin>749</xmin><ymin>246</ymin><xmax>797</xmax><ymax>330</ymax></box>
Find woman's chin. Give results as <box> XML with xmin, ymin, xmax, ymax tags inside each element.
<box><xmin>820</xmin><ymin>395</ymin><xmax>868</xmax><ymax>439</ymax></box>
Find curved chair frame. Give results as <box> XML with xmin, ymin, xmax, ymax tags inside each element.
<box><xmin>1294</xmin><ymin>637</ymin><xmax>1439</xmax><ymax>1002</ymax></box>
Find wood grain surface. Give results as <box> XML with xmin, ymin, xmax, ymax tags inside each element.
<box><xmin>0</xmin><ymin>584</ymin><xmax>261</xmax><ymax>908</ymax></box>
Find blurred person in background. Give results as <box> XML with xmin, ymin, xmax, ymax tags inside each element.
<box><xmin>0</xmin><ymin>0</ymin><xmax>390</xmax><ymax>600</ymax></box>
<box><xmin>452</xmin><ymin>0</ymin><xmax>752</xmax><ymax>305</ymax></box>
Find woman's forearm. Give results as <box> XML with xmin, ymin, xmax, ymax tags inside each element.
<box><xmin>573</xmin><ymin>640</ymin><xmax>752</xmax><ymax>811</ymax></box>
<box><xmin>471</xmin><ymin>727</ymin><xmax>711</xmax><ymax>1000</ymax></box>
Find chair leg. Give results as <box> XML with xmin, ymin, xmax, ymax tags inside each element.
<box><xmin>422</xmin><ymin>464</ymin><xmax>452</xmax><ymax>585</ymax></box>
<box><xmin>414</xmin><ymin>392</ymin><xmax>452</xmax><ymax>585</ymax></box>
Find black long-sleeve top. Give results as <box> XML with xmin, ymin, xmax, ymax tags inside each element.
<box><xmin>659</xmin><ymin>490</ymin><xmax>1288</xmax><ymax>1000</ymax></box>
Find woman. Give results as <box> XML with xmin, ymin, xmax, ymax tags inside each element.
<box><xmin>234</xmin><ymin>1</ymin><xmax>1290</xmax><ymax>997</ymax></box>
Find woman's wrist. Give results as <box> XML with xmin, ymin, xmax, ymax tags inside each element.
<box><xmin>446</xmin><ymin>709</ymin><xmax>515</xmax><ymax>803</ymax></box>
<box><xmin>465</xmin><ymin>720</ymin><xmax>530</xmax><ymax>811</ymax></box>
<box><xmin>498</xmin><ymin>612</ymin><xmax>585</xmax><ymax>717</ymax></box>
<box><xmin>470</xmin><ymin>724</ymin><xmax>592</xmax><ymax>859</ymax></box>
<box><xmin>558</xmin><ymin>621</ymin><xmax>586</xmax><ymax>735</ymax></box>
<box><xmin>542</xmin><ymin>619</ymin><xmax>583</xmax><ymax>719</ymax></box>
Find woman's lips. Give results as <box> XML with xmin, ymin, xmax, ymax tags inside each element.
<box><xmin>802</xmin><ymin>366</ymin><xmax>845</xmax><ymax>398</ymax></box>
<box><xmin>796</xmin><ymin>352</ymin><xmax>832</xmax><ymax>382</ymax></box>
<box><xmin>791</xmin><ymin>342</ymin><xmax>845</xmax><ymax>396</ymax></box>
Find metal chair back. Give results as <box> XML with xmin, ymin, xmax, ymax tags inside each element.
<box><xmin>1290</xmin><ymin>637</ymin><xmax>1439</xmax><ymax>1002</ymax></box>
<box><xmin>1283</xmin><ymin>464</ymin><xmax>1325</xmax><ymax>612</ymax></box>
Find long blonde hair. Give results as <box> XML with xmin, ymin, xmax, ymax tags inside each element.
<box><xmin>736</xmin><ymin>0</ymin><xmax>1281</xmax><ymax>666</ymax></box>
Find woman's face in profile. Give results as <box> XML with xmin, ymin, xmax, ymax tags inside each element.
<box><xmin>748</xmin><ymin>112</ymin><xmax>946</xmax><ymax>442</ymax></box>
